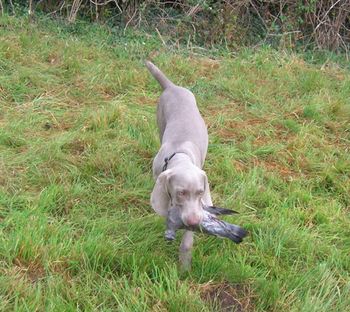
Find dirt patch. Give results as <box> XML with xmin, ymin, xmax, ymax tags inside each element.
<box><xmin>233</xmin><ymin>157</ymin><xmax>301</xmax><ymax>180</ymax></box>
<box><xmin>211</xmin><ymin>115</ymin><xmax>297</xmax><ymax>148</ymax></box>
<box><xmin>193</xmin><ymin>58</ymin><xmax>220</xmax><ymax>79</ymax></box>
<box><xmin>135</xmin><ymin>95</ymin><xmax>154</xmax><ymax>106</ymax></box>
<box><xmin>213</xmin><ymin>117</ymin><xmax>269</xmax><ymax>144</ymax></box>
<box><xmin>13</xmin><ymin>258</ymin><xmax>46</xmax><ymax>284</ymax></box>
<box><xmin>284</xmin><ymin>108</ymin><xmax>304</xmax><ymax>120</ymax></box>
<box><xmin>218</xmin><ymin>129</ymin><xmax>246</xmax><ymax>143</ymax></box>
<box><xmin>48</xmin><ymin>111</ymin><xmax>77</xmax><ymax>132</ymax></box>
<box><xmin>133</xmin><ymin>147</ymin><xmax>154</xmax><ymax>160</ymax></box>
<box><xmin>253</xmin><ymin>158</ymin><xmax>299</xmax><ymax>179</ymax></box>
<box><xmin>62</xmin><ymin>139</ymin><xmax>87</xmax><ymax>155</ymax></box>
<box><xmin>10</xmin><ymin>257</ymin><xmax>74</xmax><ymax>284</ymax></box>
<box><xmin>47</xmin><ymin>53</ymin><xmax>61</xmax><ymax>66</ymax></box>
<box><xmin>197</xmin><ymin>281</ymin><xmax>255</xmax><ymax>312</ymax></box>
<box><xmin>50</xmin><ymin>259</ymin><xmax>73</xmax><ymax>282</ymax></box>
<box><xmin>204</xmin><ymin>101</ymin><xmax>246</xmax><ymax>117</ymax></box>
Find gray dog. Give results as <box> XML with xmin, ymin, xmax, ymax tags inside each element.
<box><xmin>146</xmin><ymin>61</ymin><xmax>213</xmax><ymax>270</ymax></box>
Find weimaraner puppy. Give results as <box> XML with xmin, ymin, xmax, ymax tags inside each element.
<box><xmin>146</xmin><ymin>61</ymin><xmax>212</xmax><ymax>270</ymax></box>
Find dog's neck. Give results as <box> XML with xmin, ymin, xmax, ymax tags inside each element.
<box><xmin>165</xmin><ymin>152</ymin><xmax>194</xmax><ymax>170</ymax></box>
<box><xmin>159</xmin><ymin>141</ymin><xmax>203</xmax><ymax>176</ymax></box>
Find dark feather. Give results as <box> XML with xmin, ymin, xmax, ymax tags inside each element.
<box><xmin>204</xmin><ymin>205</ymin><xmax>239</xmax><ymax>215</ymax></box>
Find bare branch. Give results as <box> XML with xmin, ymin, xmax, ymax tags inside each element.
<box><xmin>89</xmin><ymin>0</ymin><xmax>122</xmax><ymax>13</ymax></box>
<box><xmin>29</xmin><ymin>0</ymin><xmax>34</xmax><ymax>21</ymax></box>
<box><xmin>68</xmin><ymin>0</ymin><xmax>83</xmax><ymax>23</ymax></box>
<box><xmin>123</xmin><ymin>7</ymin><xmax>138</xmax><ymax>34</ymax></box>
<box><xmin>314</xmin><ymin>0</ymin><xmax>343</xmax><ymax>32</ymax></box>
<box><xmin>46</xmin><ymin>1</ymin><xmax>66</xmax><ymax>17</ymax></box>
<box><xmin>9</xmin><ymin>0</ymin><xmax>15</xmax><ymax>15</ymax></box>
<box><xmin>155</xmin><ymin>27</ymin><xmax>166</xmax><ymax>46</ymax></box>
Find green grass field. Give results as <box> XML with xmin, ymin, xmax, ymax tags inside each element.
<box><xmin>0</xmin><ymin>15</ymin><xmax>349</xmax><ymax>311</ymax></box>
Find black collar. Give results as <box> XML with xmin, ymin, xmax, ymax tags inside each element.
<box><xmin>162</xmin><ymin>152</ymin><xmax>177</xmax><ymax>172</ymax></box>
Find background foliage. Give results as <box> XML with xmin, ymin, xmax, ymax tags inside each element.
<box><xmin>1</xmin><ymin>1</ymin><xmax>350</xmax><ymax>51</ymax></box>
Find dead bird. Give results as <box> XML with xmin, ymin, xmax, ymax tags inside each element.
<box><xmin>165</xmin><ymin>205</ymin><xmax>247</xmax><ymax>243</ymax></box>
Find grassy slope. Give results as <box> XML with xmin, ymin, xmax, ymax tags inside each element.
<box><xmin>0</xmin><ymin>16</ymin><xmax>349</xmax><ymax>312</ymax></box>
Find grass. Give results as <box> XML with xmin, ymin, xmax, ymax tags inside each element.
<box><xmin>0</xmin><ymin>15</ymin><xmax>349</xmax><ymax>312</ymax></box>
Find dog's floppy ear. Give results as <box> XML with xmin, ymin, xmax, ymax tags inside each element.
<box><xmin>200</xmin><ymin>170</ymin><xmax>213</xmax><ymax>206</ymax></box>
<box><xmin>151</xmin><ymin>169</ymin><xmax>173</xmax><ymax>217</ymax></box>
<box><xmin>202</xmin><ymin>170</ymin><xmax>209</xmax><ymax>192</ymax></box>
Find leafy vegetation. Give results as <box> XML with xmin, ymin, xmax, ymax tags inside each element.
<box><xmin>2</xmin><ymin>1</ymin><xmax>350</xmax><ymax>51</ymax></box>
<box><xmin>0</xmin><ymin>15</ymin><xmax>349</xmax><ymax>311</ymax></box>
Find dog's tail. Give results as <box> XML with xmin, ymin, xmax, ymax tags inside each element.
<box><xmin>145</xmin><ymin>61</ymin><xmax>174</xmax><ymax>90</ymax></box>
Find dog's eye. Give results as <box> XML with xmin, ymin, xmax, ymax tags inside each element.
<box><xmin>177</xmin><ymin>190</ymin><xmax>186</xmax><ymax>196</ymax></box>
<box><xmin>197</xmin><ymin>190</ymin><xmax>204</xmax><ymax>196</ymax></box>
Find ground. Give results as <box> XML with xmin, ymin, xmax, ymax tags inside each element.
<box><xmin>0</xmin><ymin>15</ymin><xmax>349</xmax><ymax>311</ymax></box>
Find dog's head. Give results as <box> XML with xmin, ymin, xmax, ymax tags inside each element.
<box><xmin>151</xmin><ymin>166</ymin><xmax>208</xmax><ymax>226</ymax></box>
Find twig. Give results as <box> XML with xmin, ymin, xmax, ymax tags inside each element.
<box><xmin>28</xmin><ymin>0</ymin><xmax>34</xmax><ymax>21</ymax></box>
<box><xmin>123</xmin><ymin>8</ymin><xmax>138</xmax><ymax>34</ymax></box>
<box><xmin>337</xmin><ymin>33</ymin><xmax>349</xmax><ymax>60</ymax></box>
<box><xmin>0</xmin><ymin>0</ymin><xmax>3</xmax><ymax>16</ymax></box>
<box><xmin>267</xmin><ymin>31</ymin><xmax>302</xmax><ymax>37</ymax></box>
<box><xmin>94</xmin><ymin>0</ymin><xmax>98</xmax><ymax>21</ymax></box>
<box><xmin>155</xmin><ymin>27</ymin><xmax>166</xmax><ymax>46</ymax></box>
<box><xmin>314</xmin><ymin>0</ymin><xmax>342</xmax><ymax>32</ymax></box>
<box><xmin>9</xmin><ymin>0</ymin><xmax>15</xmax><ymax>15</ymax></box>
<box><xmin>89</xmin><ymin>0</ymin><xmax>122</xmax><ymax>13</ymax></box>
<box><xmin>68</xmin><ymin>0</ymin><xmax>83</xmax><ymax>23</ymax></box>
<box><xmin>47</xmin><ymin>1</ymin><xmax>66</xmax><ymax>17</ymax></box>
<box><xmin>186</xmin><ymin>3</ymin><xmax>201</xmax><ymax>17</ymax></box>
<box><xmin>248</xmin><ymin>0</ymin><xmax>269</xmax><ymax>31</ymax></box>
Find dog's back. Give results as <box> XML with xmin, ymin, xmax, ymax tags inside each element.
<box><xmin>145</xmin><ymin>61</ymin><xmax>208</xmax><ymax>159</ymax></box>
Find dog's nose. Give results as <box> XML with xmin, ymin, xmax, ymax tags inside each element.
<box><xmin>186</xmin><ymin>215</ymin><xmax>201</xmax><ymax>226</ymax></box>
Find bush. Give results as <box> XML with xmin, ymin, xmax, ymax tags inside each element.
<box><xmin>3</xmin><ymin>1</ymin><xmax>350</xmax><ymax>51</ymax></box>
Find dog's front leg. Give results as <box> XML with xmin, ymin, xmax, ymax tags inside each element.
<box><xmin>179</xmin><ymin>230</ymin><xmax>194</xmax><ymax>271</ymax></box>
